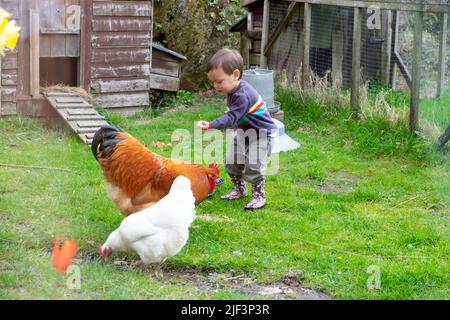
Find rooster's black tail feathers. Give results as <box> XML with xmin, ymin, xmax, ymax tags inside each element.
<box><xmin>91</xmin><ymin>125</ymin><xmax>125</xmax><ymax>160</ymax></box>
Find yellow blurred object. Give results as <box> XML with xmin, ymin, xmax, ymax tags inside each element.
<box><xmin>0</xmin><ymin>7</ymin><xmax>20</xmax><ymax>56</ymax></box>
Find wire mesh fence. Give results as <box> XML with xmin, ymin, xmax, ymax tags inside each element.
<box><xmin>262</xmin><ymin>1</ymin><xmax>449</xmax><ymax>133</ymax></box>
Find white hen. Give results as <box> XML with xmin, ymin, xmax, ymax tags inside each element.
<box><xmin>98</xmin><ymin>176</ymin><xmax>196</xmax><ymax>266</ymax></box>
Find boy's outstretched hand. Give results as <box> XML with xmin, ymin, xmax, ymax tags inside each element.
<box><xmin>197</xmin><ymin>121</ymin><xmax>211</xmax><ymax>130</ymax></box>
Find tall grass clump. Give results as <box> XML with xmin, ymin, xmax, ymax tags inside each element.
<box><xmin>275</xmin><ymin>70</ymin><xmax>434</xmax><ymax>162</ymax></box>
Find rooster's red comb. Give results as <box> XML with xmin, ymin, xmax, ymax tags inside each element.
<box><xmin>208</xmin><ymin>163</ymin><xmax>220</xmax><ymax>176</ymax></box>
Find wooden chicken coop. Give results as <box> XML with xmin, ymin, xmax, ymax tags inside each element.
<box><xmin>0</xmin><ymin>0</ymin><xmax>186</xmax><ymax>144</ymax></box>
<box><xmin>151</xmin><ymin>43</ymin><xmax>187</xmax><ymax>92</ymax></box>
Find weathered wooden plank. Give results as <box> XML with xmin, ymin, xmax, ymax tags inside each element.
<box><xmin>77</xmin><ymin>120</ymin><xmax>108</xmax><ymax>128</ymax></box>
<box><xmin>260</xmin><ymin>0</ymin><xmax>270</xmax><ymax>67</ymax></box>
<box><xmin>1</xmin><ymin>69</ymin><xmax>17</xmax><ymax>86</ymax></box>
<box><xmin>91</xmin><ymin>48</ymin><xmax>150</xmax><ymax>64</ymax></box>
<box><xmin>57</xmin><ymin>103</ymin><xmax>92</xmax><ymax>109</ymax></box>
<box><xmin>351</xmin><ymin>7</ymin><xmax>363</xmax><ymax>116</ymax></box>
<box><xmin>46</xmin><ymin>92</ymin><xmax>81</xmax><ymax>97</ymax></box>
<box><xmin>241</xmin><ymin>34</ymin><xmax>251</xmax><ymax>68</ymax></box>
<box><xmin>332</xmin><ymin>31</ymin><xmax>343</xmax><ymax>87</ymax></box>
<box><xmin>1</xmin><ymin>1</ymin><xmax>19</xmax><ymax>19</ymax></box>
<box><xmin>390</xmin><ymin>10</ymin><xmax>400</xmax><ymax>89</ymax></box>
<box><xmin>40</xmin><ymin>34</ymin><xmax>52</xmax><ymax>58</ymax></box>
<box><xmin>437</xmin><ymin>13</ymin><xmax>448</xmax><ymax>98</ymax></box>
<box><xmin>101</xmin><ymin>106</ymin><xmax>145</xmax><ymax>116</ymax></box>
<box><xmin>1</xmin><ymin>87</ymin><xmax>17</xmax><ymax>102</ymax></box>
<box><xmin>55</xmin><ymin>97</ymin><xmax>85</xmax><ymax>103</ymax></box>
<box><xmin>80</xmin><ymin>0</ymin><xmax>93</xmax><ymax>92</ymax></box>
<box><xmin>410</xmin><ymin>11</ymin><xmax>423</xmax><ymax>132</ymax></box>
<box><xmin>66</xmin><ymin>34</ymin><xmax>80</xmax><ymax>57</ymax></box>
<box><xmin>393</xmin><ymin>51</ymin><xmax>412</xmax><ymax>89</ymax></box>
<box><xmin>30</xmin><ymin>10</ymin><xmax>40</xmax><ymax>98</ymax></box>
<box><xmin>1</xmin><ymin>54</ymin><xmax>17</xmax><ymax>69</ymax></box>
<box><xmin>302</xmin><ymin>2</ymin><xmax>311</xmax><ymax>89</ymax></box>
<box><xmin>93</xmin><ymin>2</ymin><xmax>152</xmax><ymax>17</ymax></box>
<box><xmin>93</xmin><ymin>92</ymin><xmax>149</xmax><ymax>108</ymax></box>
<box><xmin>0</xmin><ymin>102</ymin><xmax>17</xmax><ymax>115</ymax></box>
<box><xmin>150</xmin><ymin>73</ymin><xmax>180</xmax><ymax>92</ymax></box>
<box><xmin>92</xmin><ymin>32</ymin><xmax>151</xmax><ymax>48</ymax></box>
<box><xmin>91</xmin><ymin>78</ymin><xmax>150</xmax><ymax>93</ymax></box>
<box><xmin>92</xmin><ymin>17</ymin><xmax>152</xmax><ymax>32</ymax></box>
<box><xmin>381</xmin><ymin>10</ymin><xmax>393</xmax><ymax>85</ymax></box>
<box><xmin>77</xmin><ymin>127</ymin><xmax>103</xmax><ymax>134</ymax></box>
<box><xmin>152</xmin><ymin>57</ymin><xmax>180</xmax><ymax>78</ymax></box>
<box><xmin>67</xmin><ymin>109</ymin><xmax>98</xmax><ymax>116</ymax></box>
<box><xmin>86</xmin><ymin>133</ymin><xmax>95</xmax><ymax>140</ymax></box>
<box><xmin>91</xmin><ymin>63</ymin><xmax>151</xmax><ymax>78</ymax></box>
<box><xmin>67</xmin><ymin>115</ymin><xmax>105</xmax><ymax>121</ymax></box>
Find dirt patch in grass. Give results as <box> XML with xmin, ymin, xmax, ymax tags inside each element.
<box><xmin>296</xmin><ymin>174</ymin><xmax>361</xmax><ymax>194</ymax></box>
<box><xmin>162</xmin><ymin>268</ymin><xmax>330</xmax><ymax>300</ymax></box>
<box><xmin>102</xmin><ymin>259</ymin><xmax>328</xmax><ymax>300</ymax></box>
<box><xmin>86</xmin><ymin>255</ymin><xmax>330</xmax><ymax>300</ymax></box>
<box><xmin>315</xmin><ymin>177</ymin><xmax>359</xmax><ymax>193</ymax></box>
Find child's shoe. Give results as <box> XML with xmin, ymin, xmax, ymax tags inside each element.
<box><xmin>220</xmin><ymin>176</ymin><xmax>248</xmax><ymax>200</ymax></box>
<box><xmin>245</xmin><ymin>179</ymin><xmax>266</xmax><ymax>210</ymax></box>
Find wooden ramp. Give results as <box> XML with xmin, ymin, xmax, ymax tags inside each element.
<box><xmin>44</xmin><ymin>92</ymin><xmax>109</xmax><ymax>145</ymax></box>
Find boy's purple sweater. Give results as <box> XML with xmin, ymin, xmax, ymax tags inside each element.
<box><xmin>210</xmin><ymin>80</ymin><xmax>277</xmax><ymax>134</ymax></box>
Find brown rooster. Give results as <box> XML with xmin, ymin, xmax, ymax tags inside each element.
<box><xmin>91</xmin><ymin>125</ymin><xmax>220</xmax><ymax>216</ymax></box>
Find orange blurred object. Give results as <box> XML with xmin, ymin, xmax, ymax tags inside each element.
<box><xmin>52</xmin><ymin>239</ymin><xmax>78</xmax><ymax>273</ymax></box>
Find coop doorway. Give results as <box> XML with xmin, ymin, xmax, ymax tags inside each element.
<box><xmin>29</xmin><ymin>2</ymin><xmax>82</xmax><ymax>97</ymax></box>
<box><xmin>40</xmin><ymin>57</ymin><xmax>79</xmax><ymax>88</ymax></box>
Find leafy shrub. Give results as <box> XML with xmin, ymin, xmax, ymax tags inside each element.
<box><xmin>153</xmin><ymin>0</ymin><xmax>245</xmax><ymax>91</ymax></box>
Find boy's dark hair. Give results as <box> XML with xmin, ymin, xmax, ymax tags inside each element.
<box><xmin>207</xmin><ymin>48</ymin><xmax>244</xmax><ymax>79</ymax></box>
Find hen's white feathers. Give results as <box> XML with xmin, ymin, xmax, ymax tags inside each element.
<box><xmin>102</xmin><ymin>176</ymin><xmax>196</xmax><ymax>264</ymax></box>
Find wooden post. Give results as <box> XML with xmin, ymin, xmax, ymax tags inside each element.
<box><xmin>80</xmin><ymin>0</ymin><xmax>93</xmax><ymax>93</ymax></box>
<box><xmin>30</xmin><ymin>9</ymin><xmax>40</xmax><ymax>99</ymax></box>
<box><xmin>410</xmin><ymin>11</ymin><xmax>423</xmax><ymax>133</ymax></box>
<box><xmin>390</xmin><ymin>10</ymin><xmax>399</xmax><ymax>89</ymax></box>
<box><xmin>332</xmin><ymin>31</ymin><xmax>343</xmax><ymax>87</ymax></box>
<box><xmin>381</xmin><ymin>10</ymin><xmax>393</xmax><ymax>85</ymax></box>
<box><xmin>437</xmin><ymin>13</ymin><xmax>448</xmax><ymax>98</ymax></box>
<box><xmin>302</xmin><ymin>2</ymin><xmax>311</xmax><ymax>90</ymax></box>
<box><xmin>351</xmin><ymin>7</ymin><xmax>362</xmax><ymax>116</ymax></box>
<box><xmin>241</xmin><ymin>34</ymin><xmax>251</xmax><ymax>69</ymax></box>
<box><xmin>260</xmin><ymin>0</ymin><xmax>270</xmax><ymax>68</ymax></box>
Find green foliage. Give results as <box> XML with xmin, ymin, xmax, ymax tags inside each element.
<box><xmin>153</xmin><ymin>0</ymin><xmax>245</xmax><ymax>90</ymax></box>
<box><xmin>366</xmin><ymin>80</ymin><xmax>410</xmax><ymax>109</ymax></box>
<box><xmin>276</xmin><ymin>85</ymin><xmax>436</xmax><ymax>163</ymax></box>
<box><xmin>95</xmin><ymin>107</ymin><xmax>129</xmax><ymax>129</ymax></box>
<box><xmin>150</xmin><ymin>90</ymin><xmax>195</xmax><ymax>109</ymax></box>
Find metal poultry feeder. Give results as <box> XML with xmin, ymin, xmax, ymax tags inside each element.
<box><xmin>271</xmin><ymin>118</ymin><xmax>301</xmax><ymax>154</ymax></box>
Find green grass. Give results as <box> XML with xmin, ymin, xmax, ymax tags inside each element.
<box><xmin>420</xmin><ymin>89</ymin><xmax>450</xmax><ymax>131</ymax></box>
<box><xmin>0</xmin><ymin>92</ymin><xmax>449</xmax><ymax>299</ymax></box>
<box><xmin>367</xmin><ymin>81</ymin><xmax>449</xmax><ymax>133</ymax></box>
